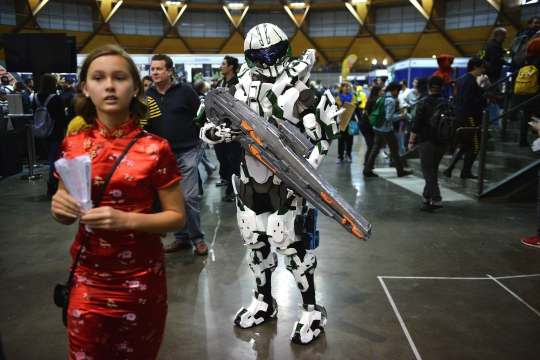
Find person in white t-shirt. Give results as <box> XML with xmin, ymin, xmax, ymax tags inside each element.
<box><xmin>398</xmin><ymin>79</ymin><xmax>412</xmax><ymax>108</ymax></box>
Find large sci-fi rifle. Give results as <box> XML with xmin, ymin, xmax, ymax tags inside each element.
<box><xmin>204</xmin><ymin>88</ymin><xmax>372</xmax><ymax>240</ymax></box>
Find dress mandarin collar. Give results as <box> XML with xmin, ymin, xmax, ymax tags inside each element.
<box><xmin>95</xmin><ymin>116</ymin><xmax>138</xmax><ymax>139</ymax></box>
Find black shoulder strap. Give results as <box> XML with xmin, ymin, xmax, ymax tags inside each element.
<box><xmin>66</xmin><ymin>130</ymin><xmax>146</xmax><ymax>287</ymax></box>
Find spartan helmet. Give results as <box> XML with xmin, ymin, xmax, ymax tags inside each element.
<box><xmin>244</xmin><ymin>23</ymin><xmax>292</xmax><ymax>78</ymax></box>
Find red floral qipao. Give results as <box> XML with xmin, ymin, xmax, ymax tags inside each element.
<box><xmin>57</xmin><ymin>117</ymin><xmax>181</xmax><ymax>360</ymax></box>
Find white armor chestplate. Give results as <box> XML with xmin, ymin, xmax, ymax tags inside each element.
<box><xmin>244</xmin><ymin>154</ymin><xmax>274</xmax><ymax>184</ymax></box>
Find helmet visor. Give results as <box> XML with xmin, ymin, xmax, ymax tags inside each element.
<box><xmin>245</xmin><ymin>40</ymin><xmax>289</xmax><ymax>67</ymax></box>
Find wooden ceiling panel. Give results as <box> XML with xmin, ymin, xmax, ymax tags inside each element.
<box><xmin>376</xmin><ymin>33</ymin><xmax>422</xmax><ymax>48</ymax></box>
<box><xmin>116</xmin><ymin>35</ymin><xmax>159</xmax><ymax>49</ymax></box>
<box><xmin>182</xmin><ymin>37</ymin><xmax>225</xmax><ymax>50</ymax></box>
<box><xmin>345</xmin><ymin>37</ymin><xmax>393</xmax><ymax>64</ymax></box>
<box><xmin>83</xmin><ymin>35</ymin><xmax>121</xmax><ymax>54</ymax></box>
<box><xmin>410</xmin><ymin>33</ymin><xmax>460</xmax><ymax>58</ymax></box>
<box><xmin>310</xmin><ymin>37</ymin><xmax>354</xmax><ymax>50</ymax></box>
<box><xmin>446</xmin><ymin>27</ymin><xmax>494</xmax><ymax>43</ymax></box>
<box><xmin>320</xmin><ymin>51</ymin><xmax>346</xmax><ymax>61</ymax></box>
<box><xmin>219</xmin><ymin>31</ymin><xmax>246</xmax><ymax>55</ymax></box>
<box><xmin>154</xmin><ymin>38</ymin><xmax>190</xmax><ymax>54</ymax></box>
<box><xmin>390</xmin><ymin>48</ymin><xmax>414</xmax><ymax>59</ymax></box>
<box><xmin>460</xmin><ymin>44</ymin><xmax>485</xmax><ymax>56</ymax></box>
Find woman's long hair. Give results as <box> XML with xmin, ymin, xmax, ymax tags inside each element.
<box><xmin>366</xmin><ymin>85</ymin><xmax>382</xmax><ymax>109</ymax></box>
<box><xmin>75</xmin><ymin>44</ymin><xmax>148</xmax><ymax>125</ymax></box>
<box><xmin>40</xmin><ymin>73</ymin><xmax>57</xmax><ymax>94</ymax></box>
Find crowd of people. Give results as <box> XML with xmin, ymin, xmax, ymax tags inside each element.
<box><xmin>0</xmin><ymin>16</ymin><xmax>538</xmax><ymax>359</ymax></box>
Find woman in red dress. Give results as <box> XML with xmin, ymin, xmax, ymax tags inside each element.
<box><xmin>51</xmin><ymin>45</ymin><xmax>185</xmax><ymax>360</ymax></box>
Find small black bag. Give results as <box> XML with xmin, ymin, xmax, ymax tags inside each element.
<box><xmin>53</xmin><ymin>131</ymin><xmax>145</xmax><ymax>327</ymax></box>
<box><xmin>53</xmin><ymin>283</ymin><xmax>69</xmax><ymax>326</ymax></box>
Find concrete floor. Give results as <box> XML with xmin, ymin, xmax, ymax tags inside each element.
<box><xmin>1</xmin><ymin>139</ymin><xmax>540</xmax><ymax>360</ymax></box>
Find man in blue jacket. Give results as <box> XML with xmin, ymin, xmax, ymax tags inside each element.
<box><xmin>443</xmin><ymin>57</ymin><xmax>487</xmax><ymax>179</ymax></box>
<box><xmin>145</xmin><ymin>54</ymin><xmax>207</xmax><ymax>256</ymax></box>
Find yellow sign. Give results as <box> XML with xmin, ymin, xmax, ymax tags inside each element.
<box><xmin>341</xmin><ymin>54</ymin><xmax>358</xmax><ymax>80</ymax></box>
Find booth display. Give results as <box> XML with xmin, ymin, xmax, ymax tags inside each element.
<box><xmin>77</xmin><ymin>54</ymin><xmax>245</xmax><ymax>84</ymax></box>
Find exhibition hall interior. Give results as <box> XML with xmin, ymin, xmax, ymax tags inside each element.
<box><xmin>1</xmin><ymin>0</ymin><xmax>540</xmax><ymax>359</ymax></box>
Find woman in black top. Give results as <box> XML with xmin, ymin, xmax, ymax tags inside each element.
<box><xmin>360</xmin><ymin>85</ymin><xmax>383</xmax><ymax>165</ymax></box>
<box><xmin>33</xmin><ymin>73</ymin><xmax>67</xmax><ymax>196</ymax></box>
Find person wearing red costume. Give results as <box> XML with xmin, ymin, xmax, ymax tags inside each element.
<box><xmin>431</xmin><ymin>54</ymin><xmax>455</xmax><ymax>99</ymax></box>
<box><xmin>51</xmin><ymin>45</ymin><xmax>185</xmax><ymax>360</ymax></box>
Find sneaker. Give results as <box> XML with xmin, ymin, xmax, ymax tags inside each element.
<box><xmin>336</xmin><ymin>158</ymin><xmax>342</xmax><ymax>164</ymax></box>
<box><xmin>363</xmin><ymin>171</ymin><xmax>379</xmax><ymax>178</ymax></box>
<box><xmin>379</xmin><ymin>150</ymin><xmax>388</xmax><ymax>158</ymax></box>
<box><xmin>521</xmin><ymin>236</ymin><xmax>540</xmax><ymax>248</ymax></box>
<box><xmin>195</xmin><ymin>241</ymin><xmax>208</xmax><ymax>255</ymax></box>
<box><xmin>347</xmin><ymin>155</ymin><xmax>352</xmax><ymax>162</ymax></box>
<box><xmin>216</xmin><ymin>179</ymin><xmax>228</xmax><ymax>187</ymax></box>
<box><xmin>397</xmin><ymin>169</ymin><xmax>414</xmax><ymax>177</ymax></box>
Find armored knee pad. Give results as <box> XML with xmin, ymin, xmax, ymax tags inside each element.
<box><xmin>246</xmin><ymin>250</ymin><xmax>278</xmax><ymax>286</ymax></box>
<box><xmin>285</xmin><ymin>252</ymin><xmax>317</xmax><ymax>292</ymax></box>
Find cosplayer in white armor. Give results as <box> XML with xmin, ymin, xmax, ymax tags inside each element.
<box><xmin>200</xmin><ymin>23</ymin><xmax>342</xmax><ymax>344</ymax></box>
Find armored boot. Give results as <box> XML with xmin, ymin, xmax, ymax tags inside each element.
<box><xmin>460</xmin><ymin>151</ymin><xmax>478</xmax><ymax>179</ymax></box>
<box><xmin>234</xmin><ymin>290</ymin><xmax>277</xmax><ymax>328</ymax></box>
<box><xmin>290</xmin><ymin>303</ymin><xmax>327</xmax><ymax>345</ymax></box>
<box><xmin>442</xmin><ymin>148</ymin><xmax>465</xmax><ymax>178</ymax></box>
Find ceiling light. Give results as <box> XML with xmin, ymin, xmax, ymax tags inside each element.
<box><xmin>382</xmin><ymin>59</ymin><xmax>387</xmax><ymax>65</ymax></box>
<box><xmin>229</xmin><ymin>2</ymin><xmax>244</xmax><ymax>8</ymax></box>
<box><xmin>351</xmin><ymin>0</ymin><xmax>367</xmax><ymax>3</ymax></box>
<box><xmin>165</xmin><ymin>1</ymin><xmax>182</xmax><ymax>5</ymax></box>
<box><xmin>290</xmin><ymin>2</ymin><xmax>305</xmax><ymax>7</ymax></box>
<box><xmin>372</xmin><ymin>59</ymin><xmax>377</xmax><ymax>65</ymax></box>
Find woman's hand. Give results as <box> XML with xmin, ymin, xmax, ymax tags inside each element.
<box><xmin>51</xmin><ymin>188</ymin><xmax>84</xmax><ymax>220</ymax></box>
<box><xmin>80</xmin><ymin>206</ymin><xmax>129</xmax><ymax>231</ymax></box>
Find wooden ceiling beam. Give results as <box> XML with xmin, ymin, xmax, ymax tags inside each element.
<box><xmin>344</xmin><ymin>1</ymin><xmax>396</xmax><ymax>62</ymax></box>
<box><xmin>409</xmin><ymin>0</ymin><xmax>465</xmax><ymax>56</ymax></box>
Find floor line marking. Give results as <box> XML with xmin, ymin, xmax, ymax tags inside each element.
<box><xmin>378</xmin><ymin>276</ymin><xmax>422</xmax><ymax>360</ymax></box>
<box><xmin>379</xmin><ymin>276</ymin><xmax>488</xmax><ymax>280</ymax></box>
<box><xmin>487</xmin><ymin>274</ymin><xmax>540</xmax><ymax>317</ymax></box>
<box><xmin>491</xmin><ymin>274</ymin><xmax>540</xmax><ymax>279</ymax></box>
<box><xmin>379</xmin><ymin>274</ymin><xmax>540</xmax><ymax>280</ymax></box>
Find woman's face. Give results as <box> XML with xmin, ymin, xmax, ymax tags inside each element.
<box><xmin>342</xmin><ymin>84</ymin><xmax>350</xmax><ymax>94</ymax></box>
<box><xmin>82</xmin><ymin>55</ymin><xmax>138</xmax><ymax>120</ymax></box>
<box><xmin>378</xmin><ymin>89</ymin><xmax>384</xmax><ymax>97</ymax></box>
<box><xmin>143</xmin><ymin>79</ymin><xmax>152</xmax><ymax>92</ymax></box>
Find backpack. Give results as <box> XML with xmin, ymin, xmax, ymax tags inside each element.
<box><xmin>514</xmin><ymin>65</ymin><xmax>539</xmax><ymax>95</ymax></box>
<box><xmin>32</xmin><ymin>94</ymin><xmax>55</xmax><ymax>138</ymax></box>
<box><xmin>428</xmin><ymin>97</ymin><xmax>455</xmax><ymax>145</ymax></box>
<box><xmin>477</xmin><ymin>47</ymin><xmax>486</xmax><ymax>61</ymax></box>
<box><xmin>510</xmin><ymin>34</ymin><xmax>529</xmax><ymax>68</ymax></box>
<box><xmin>368</xmin><ymin>96</ymin><xmax>386</xmax><ymax>128</ymax></box>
